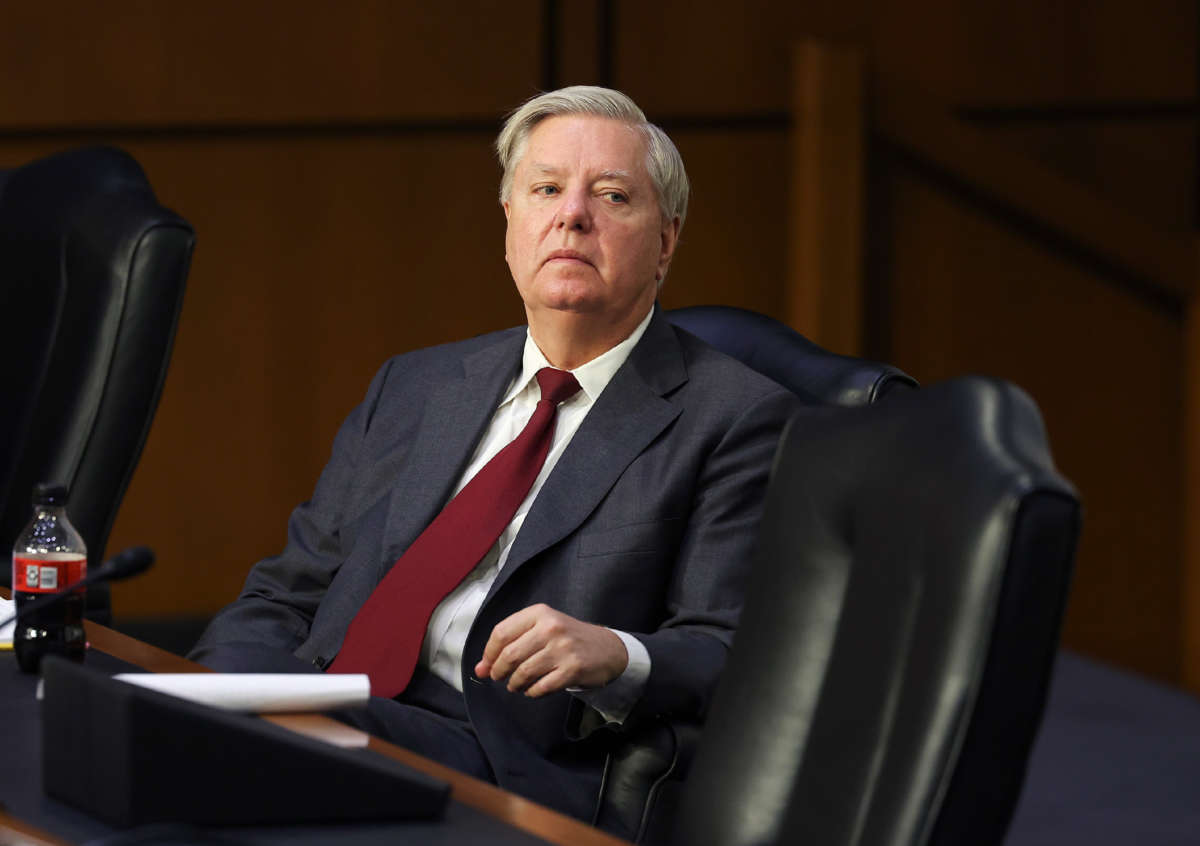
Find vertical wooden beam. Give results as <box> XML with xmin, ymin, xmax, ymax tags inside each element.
<box><xmin>1184</xmin><ymin>245</ymin><xmax>1200</xmax><ymax>694</ymax></box>
<box><xmin>788</xmin><ymin>40</ymin><xmax>867</xmax><ymax>354</ymax></box>
<box><xmin>556</xmin><ymin>0</ymin><xmax>603</xmax><ymax>87</ymax></box>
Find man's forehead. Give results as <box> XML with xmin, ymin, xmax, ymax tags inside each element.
<box><xmin>526</xmin><ymin>162</ymin><xmax>636</xmax><ymax>182</ymax></box>
<box><xmin>516</xmin><ymin>116</ymin><xmax>647</xmax><ymax>173</ymax></box>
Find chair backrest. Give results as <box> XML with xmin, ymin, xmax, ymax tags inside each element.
<box><xmin>666</xmin><ymin>305</ymin><xmax>917</xmax><ymax>404</ymax></box>
<box><xmin>674</xmin><ymin>377</ymin><xmax>1079</xmax><ymax>846</ymax></box>
<box><xmin>593</xmin><ymin>307</ymin><xmax>918</xmax><ymax>844</ymax></box>
<box><xmin>0</xmin><ymin>147</ymin><xmax>194</xmax><ymax>619</ymax></box>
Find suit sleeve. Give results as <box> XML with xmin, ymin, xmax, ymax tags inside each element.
<box><xmin>627</xmin><ymin>386</ymin><xmax>799</xmax><ymax>724</ymax></box>
<box><xmin>188</xmin><ymin>360</ymin><xmax>393</xmax><ymax>665</ymax></box>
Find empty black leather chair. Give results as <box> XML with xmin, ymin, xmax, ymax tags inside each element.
<box><xmin>0</xmin><ymin>147</ymin><xmax>194</xmax><ymax>621</ymax></box>
<box><xmin>592</xmin><ymin>306</ymin><xmax>917</xmax><ymax>842</ymax></box>
<box><xmin>675</xmin><ymin>377</ymin><xmax>1079</xmax><ymax>846</ymax></box>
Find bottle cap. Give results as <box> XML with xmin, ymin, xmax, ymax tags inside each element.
<box><xmin>32</xmin><ymin>483</ymin><xmax>69</xmax><ymax>506</ymax></box>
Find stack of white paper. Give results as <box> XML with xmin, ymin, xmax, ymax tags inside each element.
<box><xmin>113</xmin><ymin>673</ymin><xmax>370</xmax><ymax>714</ymax></box>
<box><xmin>0</xmin><ymin>597</ymin><xmax>15</xmax><ymax>647</ymax></box>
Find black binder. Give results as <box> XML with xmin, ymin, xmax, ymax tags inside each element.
<box><xmin>41</xmin><ymin>657</ymin><xmax>450</xmax><ymax>827</ymax></box>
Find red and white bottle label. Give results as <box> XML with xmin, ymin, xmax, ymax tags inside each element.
<box><xmin>13</xmin><ymin>554</ymin><xmax>87</xmax><ymax>594</ymax></box>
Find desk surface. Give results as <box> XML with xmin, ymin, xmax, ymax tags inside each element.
<box><xmin>1</xmin><ymin>617</ymin><xmax>632</xmax><ymax>846</ymax></box>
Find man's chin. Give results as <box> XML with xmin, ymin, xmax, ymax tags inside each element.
<box><xmin>520</xmin><ymin>281</ymin><xmax>653</xmax><ymax>330</ymax></box>
<box><xmin>523</xmin><ymin>284</ymin><xmax>607</xmax><ymax>316</ymax></box>
<box><xmin>530</xmin><ymin>300</ymin><xmax>604</xmax><ymax>319</ymax></box>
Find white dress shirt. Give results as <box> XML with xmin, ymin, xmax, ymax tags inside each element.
<box><xmin>419</xmin><ymin>308</ymin><xmax>654</xmax><ymax>723</ymax></box>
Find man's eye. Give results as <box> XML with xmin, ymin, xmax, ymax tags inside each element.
<box><xmin>535</xmin><ymin>185</ymin><xmax>558</xmax><ymax>196</ymax></box>
<box><xmin>603</xmin><ymin>191</ymin><xmax>628</xmax><ymax>204</ymax></box>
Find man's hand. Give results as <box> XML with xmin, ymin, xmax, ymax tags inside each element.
<box><xmin>474</xmin><ymin>603</ymin><xmax>628</xmax><ymax>697</ymax></box>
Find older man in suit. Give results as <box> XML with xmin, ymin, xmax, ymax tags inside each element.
<box><xmin>191</xmin><ymin>86</ymin><xmax>798</xmax><ymax>822</ymax></box>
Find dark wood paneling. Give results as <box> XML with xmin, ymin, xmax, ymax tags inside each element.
<box><xmin>557</xmin><ymin>0</ymin><xmax>604</xmax><ymax>87</ymax></box>
<box><xmin>1185</xmin><ymin>301</ymin><xmax>1200</xmax><ymax>692</ymax></box>
<box><xmin>657</xmin><ymin>131</ymin><xmax>789</xmax><ymax>319</ymax></box>
<box><xmin>0</xmin><ymin>1</ymin><xmax>543</xmax><ymax>127</ymax></box>
<box><xmin>880</xmin><ymin>166</ymin><xmax>1184</xmax><ymax>681</ymax></box>
<box><xmin>617</xmin><ymin>0</ymin><xmax>1195</xmax><ymax>114</ymax></box>
<box><xmin>787</xmin><ymin>41</ymin><xmax>866</xmax><ymax>355</ymax></box>
<box><xmin>613</xmin><ymin>0</ymin><xmax>865</xmax><ymax>116</ymax></box>
<box><xmin>873</xmin><ymin>0</ymin><xmax>1196</xmax><ymax>104</ymax></box>
<box><xmin>615</xmin><ymin>0</ymin><xmax>1197</xmax><ymax>295</ymax></box>
<box><xmin>978</xmin><ymin>121</ymin><xmax>1198</xmax><ymax>231</ymax></box>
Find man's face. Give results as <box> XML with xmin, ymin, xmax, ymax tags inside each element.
<box><xmin>503</xmin><ymin>115</ymin><xmax>679</xmax><ymax>329</ymax></box>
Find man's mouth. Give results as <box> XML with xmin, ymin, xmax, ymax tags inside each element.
<box><xmin>544</xmin><ymin>249</ymin><xmax>592</xmax><ymax>267</ymax></box>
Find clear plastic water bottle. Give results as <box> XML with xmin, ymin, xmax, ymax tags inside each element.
<box><xmin>12</xmin><ymin>483</ymin><xmax>87</xmax><ymax>672</ymax></box>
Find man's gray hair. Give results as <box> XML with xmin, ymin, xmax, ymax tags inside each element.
<box><xmin>495</xmin><ymin>85</ymin><xmax>690</xmax><ymax>229</ymax></box>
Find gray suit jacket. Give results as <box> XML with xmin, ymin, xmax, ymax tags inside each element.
<box><xmin>191</xmin><ymin>308</ymin><xmax>798</xmax><ymax>820</ymax></box>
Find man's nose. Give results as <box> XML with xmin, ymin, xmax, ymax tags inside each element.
<box><xmin>555</xmin><ymin>189</ymin><xmax>591</xmax><ymax>231</ymax></box>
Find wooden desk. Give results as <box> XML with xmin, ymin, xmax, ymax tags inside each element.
<box><xmin>0</xmin><ymin>609</ymin><xmax>632</xmax><ymax>846</ymax></box>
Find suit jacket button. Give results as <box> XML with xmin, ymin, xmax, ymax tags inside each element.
<box><xmin>312</xmin><ymin>655</ymin><xmax>326</xmax><ymax>669</ymax></box>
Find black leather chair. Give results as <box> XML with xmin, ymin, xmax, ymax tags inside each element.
<box><xmin>666</xmin><ymin>305</ymin><xmax>916</xmax><ymax>406</ymax></box>
<box><xmin>592</xmin><ymin>306</ymin><xmax>918</xmax><ymax>843</ymax></box>
<box><xmin>674</xmin><ymin>377</ymin><xmax>1079</xmax><ymax>846</ymax></box>
<box><xmin>0</xmin><ymin>147</ymin><xmax>194</xmax><ymax>622</ymax></box>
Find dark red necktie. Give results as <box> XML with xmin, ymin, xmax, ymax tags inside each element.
<box><xmin>328</xmin><ymin>366</ymin><xmax>581</xmax><ymax>697</ymax></box>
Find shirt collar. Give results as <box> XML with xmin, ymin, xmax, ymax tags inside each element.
<box><xmin>503</xmin><ymin>307</ymin><xmax>655</xmax><ymax>405</ymax></box>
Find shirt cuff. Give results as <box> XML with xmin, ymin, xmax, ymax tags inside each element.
<box><xmin>568</xmin><ymin>628</ymin><xmax>651</xmax><ymax>725</ymax></box>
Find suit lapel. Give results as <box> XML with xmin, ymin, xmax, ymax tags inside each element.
<box><xmin>380</xmin><ymin>331</ymin><xmax>525</xmax><ymax>566</ymax></box>
<box><xmin>487</xmin><ymin>309</ymin><xmax>687</xmax><ymax>600</ymax></box>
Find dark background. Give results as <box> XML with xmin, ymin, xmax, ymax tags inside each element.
<box><xmin>3</xmin><ymin>1</ymin><xmax>1196</xmax><ymax>695</ymax></box>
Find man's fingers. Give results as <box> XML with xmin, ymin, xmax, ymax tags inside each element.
<box><xmin>523</xmin><ymin>667</ymin><xmax>574</xmax><ymax>698</ymax></box>
<box><xmin>489</xmin><ymin>625</ymin><xmax>548</xmax><ymax>683</ymax></box>
<box><xmin>480</xmin><ymin>605</ymin><xmax>543</xmax><ymax>664</ymax></box>
<box><xmin>477</xmin><ymin>604</ymin><xmax>552</xmax><ymax>680</ymax></box>
<box><xmin>504</xmin><ymin>646</ymin><xmax>558</xmax><ymax>692</ymax></box>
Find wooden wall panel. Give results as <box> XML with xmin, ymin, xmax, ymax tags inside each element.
<box><xmin>0</xmin><ymin>1</ymin><xmax>543</xmax><ymax>127</ymax></box>
<box><xmin>880</xmin><ymin>168</ymin><xmax>1184</xmax><ymax>681</ymax></box>
<box><xmin>616</xmin><ymin>0</ymin><xmax>1195</xmax><ymax>114</ymax></box>
<box><xmin>557</xmin><ymin>0</ymin><xmax>604</xmax><ymax>87</ymax></box>
<box><xmin>1185</xmin><ymin>289</ymin><xmax>1200</xmax><ymax>691</ymax></box>
<box><xmin>657</xmin><ymin>131</ymin><xmax>789</xmax><ymax>318</ymax></box>
<box><xmin>872</xmin><ymin>0</ymin><xmax>1196</xmax><ymax>103</ymax></box>
<box><xmin>613</xmin><ymin>0</ymin><xmax>866</xmax><ymax>115</ymax></box>
<box><xmin>788</xmin><ymin>41</ymin><xmax>866</xmax><ymax>354</ymax></box>
<box><xmin>980</xmin><ymin>122</ymin><xmax>1197</xmax><ymax>231</ymax></box>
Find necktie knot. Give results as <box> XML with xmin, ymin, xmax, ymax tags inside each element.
<box><xmin>536</xmin><ymin>367</ymin><xmax>581</xmax><ymax>407</ymax></box>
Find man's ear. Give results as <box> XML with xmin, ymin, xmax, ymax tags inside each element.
<box><xmin>502</xmin><ymin>202</ymin><xmax>512</xmax><ymax>264</ymax></box>
<box><xmin>657</xmin><ymin>216</ymin><xmax>681</xmax><ymax>277</ymax></box>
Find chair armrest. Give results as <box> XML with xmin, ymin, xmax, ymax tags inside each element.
<box><xmin>593</xmin><ymin>719</ymin><xmax>703</xmax><ymax>844</ymax></box>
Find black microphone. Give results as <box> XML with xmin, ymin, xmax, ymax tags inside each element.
<box><xmin>1</xmin><ymin>546</ymin><xmax>155</xmax><ymax>630</ymax></box>
<box><xmin>91</xmin><ymin>546</ymin><xmax>155</xmax><ymax>583</ymax></box>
